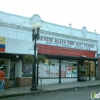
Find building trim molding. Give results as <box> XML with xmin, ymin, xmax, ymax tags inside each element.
<box><xmin>0</xmin><ymin>22</ymin><xmax>98</xmax><ymax>43</ymax></box>
<box><xmin>40</xmin><ymin>30</ymin><xmax>98</xmax><ymax>43</ymax></box>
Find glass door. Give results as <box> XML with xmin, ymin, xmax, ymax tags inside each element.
<box><xmin>78</xmin><ymin>60</ymin><xmax>88</xmax><ymax>81</ymax></box>
<box><xmin>78</xmin><ymin>60</ymin><xmax>96</xmax><ymax>81</ymax></box>
<box><xmin>90</xmin><ymin>61</ymin><xmax>95</xmax><ymax>80</ymax></box>
<box><xmin>9</xmin><ymin>62</ymin><xmax>16</xmax><ymax>87</ymax></box>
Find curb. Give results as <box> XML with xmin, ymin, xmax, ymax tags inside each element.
<box><xmin>0</xmin><ymin>84</ymin><xmax>100</xmax><ymax>98</ymax></box>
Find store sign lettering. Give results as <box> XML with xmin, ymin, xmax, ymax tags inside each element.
<box><xmin>38</xmin><ymin>36</ymin><xmax>97</xmax><ymax>51</ymax></box>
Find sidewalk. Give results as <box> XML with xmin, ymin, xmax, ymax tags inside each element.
<box><xmin>0</xmin><ymin>80</ymin><xmax>100</xmax><ymax>98</ymax></box>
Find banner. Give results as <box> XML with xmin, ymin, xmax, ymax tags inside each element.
<box><xmin>38</xmin><ymin>36</ymin><xmax>97</xmax><ymax>51</ymax></box>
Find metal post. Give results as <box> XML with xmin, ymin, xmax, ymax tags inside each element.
<box><xmin>30</xmin><ymin>23</ymin><xmax>41</xmax><ymax>91</ymax></box>
<box><xmin>37</xmin><ymin>60</ymin><xmax>39</xmax><ymax>85</ymax></box>
<box><xmin>77</xmin><ymin>60</ymin><xmax>79</xmax><ymax>81</ymax></box>
<box><xmin>59</xmin><ymin>59</ymin><xmax>61</xmax><ymax>84</ymax></box>
<box><xmin>40</xmin><ymin>79</ymin><xmax>42</xmax><ymax>90</ymax></box>
<box><xmin>94</xmin><ymin>61</ymin><xmax>96</xmax><ymax>80</ymax></box>
<box><xmin>89</xmin><ymin>61</ymin><xmax>90</xmax><ymax>81</ymax></box>
<box><xmin>31</xmin><ymin>33</ymin><xmax>38</xmax><ymax>91</ymax></box>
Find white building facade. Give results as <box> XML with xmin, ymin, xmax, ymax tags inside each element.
<box><xmin>0</xmin><ymin>11</ymin><xmax>99</xmax><ymax>88</ymax></box>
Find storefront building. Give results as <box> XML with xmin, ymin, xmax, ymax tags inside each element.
<box><xmin>0</xmin><ymin>11</ymin><xmax>99</xmax><ymax>88</ymax></box>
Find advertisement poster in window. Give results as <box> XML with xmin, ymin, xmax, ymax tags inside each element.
<box><xmin>66</xmin><ymin>66</ymin><xmax>72</xmax><ymax>77</ymax></box>
<box><xmin>38</xmin><ymin>63</ymin><xmax>49</xmax><ymax>77</ymax></box>
<box><xmin>22</xmin><ymin>64</ymin><xmax>32</xmax><ymax>77</ymax></box>
<box><xmin>61</xmin><ymin>64</ymin><xmax>66</xmax><ymax>77</ymax></box>
<box><xmin>71</xmin><ymin>66</ymin><xmax>77</xmax><ymax>77</ymax></box>
<box><xmin>50</xmin><ymin>65</ymin><xmax>59</xmax><ymax>77</ymax></box>
<box><xmin>50</xmin><ymin>61</ymin><xmax>59</xmax><ymax>77</ymax></box>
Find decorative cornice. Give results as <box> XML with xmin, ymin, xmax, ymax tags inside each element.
<box><xmin>0</xmin><ymin>21</ymin><xmax>98</xmax><ymax>43</ymax></box>
<box><xmin>0</xmin><ymin>22</ymin><xmax>31</xmax><ymax>31</ymax></box>
<box><xmin>40</xmin><ymin>30</ymin><xmax>98</xmax><ymax>43</ymax></box>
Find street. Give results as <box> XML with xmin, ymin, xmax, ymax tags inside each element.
<box><xmin>1</xmin><ymin>87</ymin><xmax>100</xmax><ymax>100</ymax></box>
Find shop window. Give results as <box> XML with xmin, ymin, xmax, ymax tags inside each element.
<box><xmin>22</xmin><ymin>63</ymin><xmax>32</xmax><ymax>77</ymax></box>
<box><xmin>38</xmin><ymin>63</ymin><xmax>49</xmax><ymax>77</ymax></box>
<box><xmin>49</xmin><ymin>59</ymin><xmax>59</xmax><ymax>77</ymax></box>
<box><xmin>38</xmin><ymin>59</ymin><xmax>77</xmax><ymax>78</ymax></box>
<box><xmin>79</xmin><ymin>61</ymin><xmax>87</xmax><ymax>74</ymax></box>
<box><xmin>38</xmin><ymin>59</ymin><xmax>59</xmax><ymax>78</ymax></box>
<box><xmin>61</xmin><ymin>60</ymin><xmax>77</xmax><ymax>77</ymax></box>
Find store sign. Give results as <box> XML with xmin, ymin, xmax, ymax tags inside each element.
<box><xmin>0</xmin><ymin>37</ymin><xmax>6</xmax><ymax>52</ymax></box>
<box><xmin>38</xmin><ymin>36</ymin><xmax>97</xmax><ymax>51</ymax></box>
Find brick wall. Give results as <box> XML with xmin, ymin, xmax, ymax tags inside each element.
<box><xmin>16</xmin><ymin>77</ymin><xmax>32</xmax><ymax>87</ymax></box>
<box><xmin>5</xmin><ymin>77</ymin><xmax>9</xmax><ymax>89</ymax></box>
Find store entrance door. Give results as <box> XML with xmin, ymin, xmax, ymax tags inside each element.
<box><xmin>78</xmin><ymin>60</ymin><xmax>96</xmax><ymax>81</ymax></box>
<box><xmin>9</xmin><ymin>62</ymin><xmax>16</xmax><ymax>87</ymax></box>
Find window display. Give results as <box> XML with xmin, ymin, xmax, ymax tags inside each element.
<box><xmin>61</xmin><ymin>64</ymin><xmax>66</xmax><ymax>77</ymax></box>
<box><xmin>38</xmin><ymin>63</ymin><xmax>49</xmax><ymax>77</ymax></box>
<box><xmin>61</xmin><ymin>60</ymin><xmax>77</xmax><ymax>77</ymax></box>
<box><xmin>22</xmin><ymin>63</ymin><xmax>32</xmax><ymax>77</ymax></box>
<box><xmin>38</xmin><ymin>59</ymin><xmax>59</xmax><ymax>78</ymax></box>
<box><xmin>49</xmin><ymin>59</ymin><xmax>59</xmax><ymax>77</ymax></box>
<box><xmin>22</xmin><ymin>59</ymin><xmax>77</xmax><ymax>78</ymax></box>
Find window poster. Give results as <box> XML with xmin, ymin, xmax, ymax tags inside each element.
<box><xmin>50</xmin><ymin>65</ymin><xmax>59</xmax><ymax>77</ymax></box>
<box><xmin>38</xmin><ymin>59</ymin><xmax>77</xmax><ymax>78</ymax></box>
<box><xmin>66</xmin><ymin>66</ymin><xmax>72</xmax><ymax>77</ymax></box>
<box><xmin>71</xmin><ymin>66</ymin><xmax>77</xmax><ymax>77</ymax></box>
<box><xmin>61</xmin><ymin>63</ymin><xmax>66</xmax><ymax>77</ymax></box>
<box><xmin>62</xmin><ymin>60</ymin><xmax>77</xmax><ymax>77</ymax></box>
<box><xmin>22</xmin><ymin>64</ymin><xmax>32</xmax><ymax>77</ymax></box>
<box><xmin>38</xmin><ymin>63</ymin><xmax>49</xmax><ymax>77</ymax></box>
<box><xmin>50</xmin><ymin>60</ymin><xmax>59</xmax><ymax>77</ymax></box>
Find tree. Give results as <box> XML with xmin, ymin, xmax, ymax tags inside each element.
<box><xmin>37</xmin><ymin>55</ymin><xmax>46</xmax><ymax>63</ymax></box>
<box><xmin>23</xmin><ymin>54</ymin><xmax>46</xmax><ymax>64</ymax></box>
<box><xmin>23</xmin><ymin>54</ymin><xmax>34</xmax><ymax>64</ymax></box>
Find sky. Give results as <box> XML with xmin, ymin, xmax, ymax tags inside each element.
<box><xmin>0</xmin><ymin>0</ymin><xmax>100</xmax><ymax>33</ymax></box>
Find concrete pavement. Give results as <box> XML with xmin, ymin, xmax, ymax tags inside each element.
<box><xmin>0</xmin><ymin>80</ymin><xmax>100</xmax><ymax>98</ymax></box>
